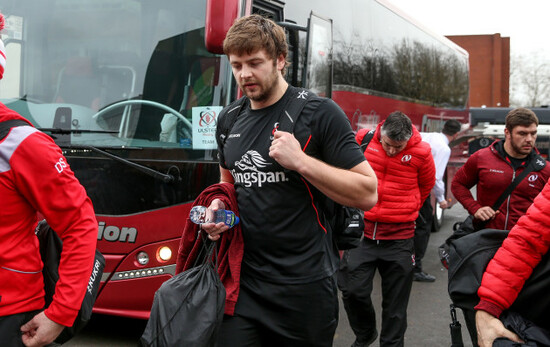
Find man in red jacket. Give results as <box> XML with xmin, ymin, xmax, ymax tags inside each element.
<box><xmin>0</xmin><ymin>13</ymin><xmax>98</xmax><ymax>347</ymax></box>
<box><xmin>338</xmin><ymin>112</ymin><xmax>435</xmax><ymax>347</ymax></box>
<box><xmin>452</xmin><ymin>108</ymin><xmax>550</xmax><ymax>231</ymax></box>
<box><xmin>451</xmin><ymin>107</ymin><xmax>550</xmax><ymax>345</ymax></box>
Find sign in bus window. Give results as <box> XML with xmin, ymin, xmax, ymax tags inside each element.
<box><xmin>192</xmin><ymin>106</ymin><xmax>223</xmax><ymax>149</ymax></box>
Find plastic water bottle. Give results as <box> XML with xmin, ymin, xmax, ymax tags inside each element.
<box><xmin>189</xmin><ymin>205</ymin><xmax>240</xmax><ymax>227</ymax></box>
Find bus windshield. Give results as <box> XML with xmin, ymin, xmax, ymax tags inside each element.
<box><xmin>0</xmin><ymin>0</ymin><xmax>230</xmax><ymax>152</ymax></box>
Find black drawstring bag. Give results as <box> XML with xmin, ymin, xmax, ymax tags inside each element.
<box><xmin>36</xmin><ymin>219</ymin><xmax>105</xmax><ymax>344</ymax></box>
<box><xmin>140</xmin><ymin>240</ymin><xmax>225</xmax><ymax>347</ymax></box>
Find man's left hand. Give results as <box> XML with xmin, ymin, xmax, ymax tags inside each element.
<box><xmin>21</xmin><ymin>311</ymin><xmax>65</xmax><ymax>347</ymax></box>
<box><xmin>439</xmin><ymin>200</ymin><xmax>449</xmax><ymax>209</ymax></box>
<box><xmin>476</xmin><ymin>310</ymin><xmax>523</xmax><ymax>347</ymax></box>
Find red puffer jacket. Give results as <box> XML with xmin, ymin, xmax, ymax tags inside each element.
<box><xmin>0</xmin><ymin>103</ymin><xmax>97</xmax><ymax>326</ymax></box>
<box><xmin>356</xmin><ymin>123</ymin><xmax>435</xmax><ymax>240</ymax></box>
<box><xmin>476</xmin><ymin>182</ymin><xmax>550</xmax><ymax>318</ymax></box>
<box><xmin>452</xmin><ymin>140</ymin><xmax>550</xmax><ymax>230</ymax></box>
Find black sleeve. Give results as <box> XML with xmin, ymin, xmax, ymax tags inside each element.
<box><xmin>307</xmin><ymin>98</ymin><xmax>366</xmax><ymax>169</ymax></box>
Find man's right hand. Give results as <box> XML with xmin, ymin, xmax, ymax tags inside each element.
<box><xmin>474</xmin><ymin>206</ymin><xmax>499</xmax><ymax>221</ymax></box>
<box><xmin>20</xmin><ymin>311</ymin><xmax>64</xmax><ymax>347</ymax></box>
<box><xmin>201</xmin><ymin>198</ymin><xmax>230</xmax><ymax>241</ymax></box>
<box><xmin>476</xmin><ymin>310</ymin><xmax>523</xmax><ymax>347</ymax></box>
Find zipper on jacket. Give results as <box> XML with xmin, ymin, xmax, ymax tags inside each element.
<box><xmin>504</xmin><ymin>170</ymin><xmax>515</xmax><ymax>230</ymax></box>
<box><xmin>373</xmin><ymin>221</ymin><xmax>378</xmax><ymax>240</ymax></box>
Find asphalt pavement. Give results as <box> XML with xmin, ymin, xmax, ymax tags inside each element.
<box><xmin>66</xmin><ymin>202</ymin><xmax>474</xmax><ymax>347</ymax></box>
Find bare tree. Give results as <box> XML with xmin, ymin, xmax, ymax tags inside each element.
<box><xmin>510</xmin><ymin>53</ymin><xmax>550</xmax><ymax>107</ymax></box>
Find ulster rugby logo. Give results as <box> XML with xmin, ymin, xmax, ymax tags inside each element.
<box><xmin>270</xmin><ymin>122</ymin><xmax>280</xmax><ymax>140</ymax></box>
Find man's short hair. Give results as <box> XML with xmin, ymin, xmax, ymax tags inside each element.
<box><xmin>381</xmin><ymin>111</ymin><xmax>412</xmax><ymax>142</ymax></box>
<box><xmin>505</xmin><ymin>108</ymin><xmax>539</xmax><ymax>132</ymax></box>
<box><xmin>223</xmin><ymin>14</ymin><xmax>289</xmax><ymax>75</ymax></box>
<box><xmin>442</xmin><ymin>119</ymin><xmax>461</xmax><ymax>136</ymax></box>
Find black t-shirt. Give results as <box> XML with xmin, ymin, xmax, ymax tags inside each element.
<box><xmin>217</xmin><ymin>86</ymin><xmax>365</xmax><ymax>284</ymax></box>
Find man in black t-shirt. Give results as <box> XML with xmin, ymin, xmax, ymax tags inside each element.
<box><xmin>200</xmin><ymin>14</ymin><xmax>378</xmax><ymax>346</ymax></box>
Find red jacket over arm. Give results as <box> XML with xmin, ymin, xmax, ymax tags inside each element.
<box><xmin>175</xmin><ymin>182</ymin><xmax>243</xmax><ymax>315</ymax></box>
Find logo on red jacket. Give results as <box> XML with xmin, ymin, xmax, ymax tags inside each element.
<box><xmin>401</xmin><ymin>154</ymin><xmax>412</xmax><ymax>163</ymax></box>
<box><xmin>55</xmin><ymin>157</ymin><xmax>67</xmax><ymax>173</ymax></box>
<box><xmin>528</xmin><ymin>174</ymin><xmax>538</xmax><ymax>182</ymax></box>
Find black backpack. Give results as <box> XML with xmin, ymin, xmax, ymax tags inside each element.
<box><xmin>0</xmin><ymin>120</ymin><xmax>104</xmax><ymax>343</ymax></box>
<box><xmin>217</xmin><ymin>90</ymin><xmax>365</xmax><ymax>250</ymax></box>
<box><xmin>36</xmin><ymin>220</ymin><xmax>105</xmax><ymax>343</ymax></box>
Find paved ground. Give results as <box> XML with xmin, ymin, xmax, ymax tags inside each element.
<box><xmin>67</xmin><ymin>203</ymin><xmax>475</xmax><ymax>346</ymax></box>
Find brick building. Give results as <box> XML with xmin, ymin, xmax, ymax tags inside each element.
<box><xmin>446</xmin><ymin>34</ymin><xmax>510</xmax><ymax>107</ymax></box>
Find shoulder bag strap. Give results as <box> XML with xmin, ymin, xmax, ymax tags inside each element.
<box><xmin>0</xmin><ymin>119</ymin><xmax>29</xmax><ymax>140</ymax></box>
<box><xmin>491</xmin><ymin>156</ymin><xmax>545</xmax><ymax>211</ymax></box>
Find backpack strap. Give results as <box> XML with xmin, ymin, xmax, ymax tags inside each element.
<box><xmin>217</xmin><ymin>96</ymin><xmax>248</xmax><ymax>147</ymax></box>
<box><xmin>359</xmin><ymin>129</ymin><xmax>375</xmax><ymax>153</ymax></box>
<box><xmin>0</xmin><ymin>119</ymin><xmax>29</xmax><ymax>140</ymax></box>
<box><xmin>276</xmin><ymin>88</ymin><xmax>316</xmax><ymax>134</ymax></box>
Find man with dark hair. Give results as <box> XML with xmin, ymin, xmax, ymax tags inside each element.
<box><xmin>451</xmin><ymin>107</ymin><xmax>550</xmax><ymax>345</ymax></box>
<box><xmin>339</xmin><ymin>111</ymin><xmax>435</xmax><ymax>347</ymax></box>
<box><xmin>452</xmin><ymin>108</ymin><xmax>550</xmax><ymax>234</ymax></box>
<box><xmin>414</xmin><ymin>119</ymin><xmax>462</xmax><ymax>282</ymax></box>
<box><xmin>199</xmin><ymin>14</ymin><xmax>378</xmax><ymax>346</ymax></box>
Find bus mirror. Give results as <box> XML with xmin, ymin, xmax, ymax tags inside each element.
<box><xmin>205</xmin><ymin>0</ymin><xmax>240</xmax><ymax>54</ymax></box>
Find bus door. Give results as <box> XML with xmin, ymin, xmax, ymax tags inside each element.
<box><xmin>304</xmin><ymin>13</ymin><xmax>333</xmax><ymax>98</ymax></box>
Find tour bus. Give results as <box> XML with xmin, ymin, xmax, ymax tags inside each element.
<box><xmin>0</xmin><ymin>0</ymin><xmax>469</xmax><ymax>319</ymax></box>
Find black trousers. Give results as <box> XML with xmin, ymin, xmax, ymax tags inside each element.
<box><xmin>217</xmin><ymin>275</ymin><xmax>339</xmax><ymax>347</ymax></box>
<box><xmin>338</xmin><ymin>237</ymin><xmax>415</xmax><ymax>347</ymax></box>
<box><xmin>414</xmin><ymin>197</ymin><xmax>433</xmax><ymax>272</ymax></box>
<box><xmin>0</xmin><ymin>310</ymin><xmax>41</xmax><ymax>347</ymax></box>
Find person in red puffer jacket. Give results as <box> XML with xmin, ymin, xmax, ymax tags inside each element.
<box><xmin>338</xmin><ymin>111</ymin><xmax>435</xmax><ymax>347</ymax></box>
<box><xmin>0</xmin><ymin>13</ymin><xmax>97</xmax><ymax>347</ymax></box>
<box><xmin>475</xmin><ymin>182</ymin><xmax>550</xmax><ymax>347</ymax></box>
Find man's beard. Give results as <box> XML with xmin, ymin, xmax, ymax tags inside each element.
<box><xmin>242</xmin><ymin>66</ymin><xmax>279</xmax><ymax>102</ymax></box>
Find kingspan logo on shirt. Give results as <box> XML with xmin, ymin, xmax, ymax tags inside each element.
<box><xmin>231</xmin><ymin>150</ymin><xmax>289</xmax><ymax>187</ymax></box>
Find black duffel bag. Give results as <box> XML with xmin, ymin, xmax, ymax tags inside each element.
<box><xmin>447</xmin><ymin>228</ymin><xmax>550</xmax><ymax>331</ymax></box>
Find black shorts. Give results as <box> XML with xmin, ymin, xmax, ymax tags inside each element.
<box><xmin>218</xmin><ymin>275</ymin><xmax>339</xmax><ymax>347</ymax></box>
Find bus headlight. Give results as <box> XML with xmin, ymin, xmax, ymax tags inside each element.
<box><xmin>137</xmin><ymin>251</ymin><xmax>149</xmax><ymax>265</ymax></box>
<box><xmin>157</xmin><ymin>246</ymin><xmax>172</xmax><ymax>262</ymax></box>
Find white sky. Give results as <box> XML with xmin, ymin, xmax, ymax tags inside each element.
<box><xmin>385</xmin><ymin>0</ymin><xmax>550</xmax><ymax>59</ymax></box>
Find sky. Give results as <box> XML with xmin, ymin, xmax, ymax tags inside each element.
<box><xmin>384</xmin><ymin>0</ymin><xmax>550</xmax><ymax>60</ymax></box>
